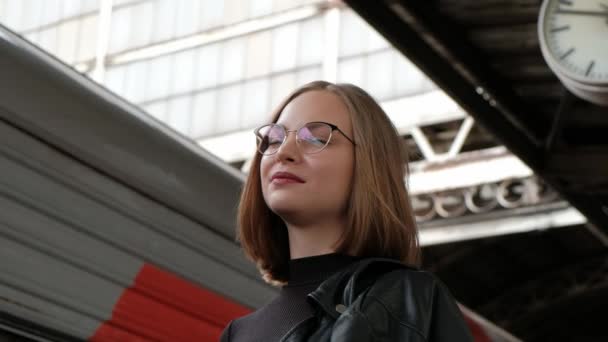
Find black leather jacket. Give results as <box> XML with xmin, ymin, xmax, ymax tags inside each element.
<box><xmin>227</xmin><ymin>258</ymin><xmax>474</xmax><ymax>341</ymax></box>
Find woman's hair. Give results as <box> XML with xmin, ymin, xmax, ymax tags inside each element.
<box><xmin>237</xmin><ymin>80</ymin><xmax>420</xmax><ymax>286</ymax></box>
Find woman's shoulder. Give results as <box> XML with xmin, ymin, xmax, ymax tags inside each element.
<box><xmin>365</xmin><ymin>268</ymin><xmax>443</xmax><ymax>304</ymax></box>
<box><xmin>225</xmin><ymin>305</ymin><xmax>266</xmax><ymax>329</ymax></box>
<box><xmin>359</xmin><ymin>267</ymin><xmax>471</xmax><ymax>340</ymax></box>
<box><xmin>219</xmin><ymin>319</ymin><xmax>233</xmax><ymax>342</ymax></box>
<box><xmin>218</xmin><ymin>309</ymin><xmax>263</xmax><ymax>342</ymax></box>
<box><xmin>377</xmin><ymin>267</ymin><xmax>442</xmax><ymax>288</ymax></box>
<box><xmin>347</xmin><ymin>257</ymin><xmax>438</xmax><ymax>296</ymax></box>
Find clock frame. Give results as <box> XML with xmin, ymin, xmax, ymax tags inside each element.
<box><xmin>538</xmin><ymin>0</ymin><xmax>608</xmax><ymax>106</ymax></box>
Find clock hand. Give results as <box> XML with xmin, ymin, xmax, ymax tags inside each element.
<box><xmin>555</xmin><ymin>8</ymin><xmax>608</xmax><ymax>17</ymax></box>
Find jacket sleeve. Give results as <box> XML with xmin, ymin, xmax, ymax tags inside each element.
<box><xmin>359</xmin><ymin>270</ymin><xmax>474</xmax><ymax>342</ymax></box>
<box><xmin>426</xmin><ymin>280</ymin><xmax>474</xmax><ymax>342</ymax></box>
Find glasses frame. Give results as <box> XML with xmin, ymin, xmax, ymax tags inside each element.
<box><xmin>254</xmin><ymin>121</ymin><xmax>356</xmax><ymax>156</ymax></box>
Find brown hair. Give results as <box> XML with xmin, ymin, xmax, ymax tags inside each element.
<box><xmin>237</xmin><ymin>81</ymin><xmax>420</xmax><ymax>286</ymax></box>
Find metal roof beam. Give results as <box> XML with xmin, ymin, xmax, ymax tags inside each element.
<box><xmin>344</xmin><ymin>0</ymin><xmax>608</xmax><ymax>236</ymax></box>
<box><xmin>345</xmin><ymin>0</ymin><xmax>543</xmax><ymax>168</ymax></box>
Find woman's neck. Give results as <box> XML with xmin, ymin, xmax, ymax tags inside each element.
<box><xmin>286</xmin><ymin>219</ymin><xmax>346</xmax><ymax>259</ymax></box>
<box><xmin>285</xmin><ymin>252</ymin><xmax>363</xmax><ymax>286</ymax></box>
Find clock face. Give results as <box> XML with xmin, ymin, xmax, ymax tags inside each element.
<box><xmin>540</xmin><ymin>0</ymin><xmax>608</xmax><ymax>84</ymax></box>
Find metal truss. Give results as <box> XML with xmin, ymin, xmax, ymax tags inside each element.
<box><xmin>412</xmin><ymin>176</ymin><xmax>560</xmax><ymax>223</ymax></box>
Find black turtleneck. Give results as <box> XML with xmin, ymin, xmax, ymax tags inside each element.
<box><xmin>219</xmin><ymin>253</ymin><xmax>364</xmax><ymax>342</ymax></box>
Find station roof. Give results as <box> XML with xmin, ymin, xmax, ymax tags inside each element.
<box><xmin>344</xmin><ymin>1</ymin><xmax>608</xmax><ymax>340</ymax></box>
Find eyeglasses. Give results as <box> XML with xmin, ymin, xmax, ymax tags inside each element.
<box><xmin>254</xmin><ymin>121</ymin><xmax>356</xmax><ymax>155</ymax></box>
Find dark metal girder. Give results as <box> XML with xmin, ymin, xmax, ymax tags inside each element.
<box><xmin>345</xmin><ymin>0</ymin><xmax>543</xmax><ymax>165</ymax></box>
<box><xmin>480</xmin><ymin>254</ymin><xmax>608</xmax><ymax>339</ymax></box>
<box><xmin>544</xmin><ymin>88</ymin><xmax>576</xmax><ymax>155</ymax></box>
<box><xmin>545</xmin><ymin>149</ymin><xmax>608</xmax><ymax>183</ymax></box>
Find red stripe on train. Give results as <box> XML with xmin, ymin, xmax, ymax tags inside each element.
<box><xmin>91</xmin><ymin>263</ymin><xmax>252</xmax><ymax>342</ymax></box>
<box><xmin>464</xmin><ymin>315</ymin><xmax>493</xmax><ymax>342</ymax></box>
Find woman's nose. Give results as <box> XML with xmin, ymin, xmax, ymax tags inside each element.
<box><xmin>276</xmin><ymin>131</ymin><xmax>299</xmax><ymax>161</ymax></box>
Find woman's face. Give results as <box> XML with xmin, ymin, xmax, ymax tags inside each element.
<box><xmin>260</xmin><ymin>90</ymin><xmax>355</xmax><ymax>224</ymax></box>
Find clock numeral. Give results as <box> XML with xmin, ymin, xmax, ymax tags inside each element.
<box><xmin>559</xmin><ymin>48</ymin><xmax>575</xmax><ymax>60</ymax></box>
<box><xmin>585</xmin><ymin>61</ymin><xmax>595</xmax><ymax>76</ymax></box>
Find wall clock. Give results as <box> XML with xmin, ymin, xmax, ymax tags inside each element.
<box><xmin>538</xmin><ymin>0</ymin><xmax>608</xmax><ymax>106</ymax></box>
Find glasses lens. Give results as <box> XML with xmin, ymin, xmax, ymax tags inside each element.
<box><xmin>256</xmin><ymin>124</ymin><xmax>284</xmax><ymax>154</ymax></box>
<box><xmin>298</xmin><ymin>122</ymin><xmax>332</xmax><ymax>153</ymax></box>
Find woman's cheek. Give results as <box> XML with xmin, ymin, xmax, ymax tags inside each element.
<box><xmin>260</xmin><ymin>158</ymin><xmax>271</xmax><ymax>182</ymax></box>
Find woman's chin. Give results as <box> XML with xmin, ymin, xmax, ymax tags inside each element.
<box><xmin>268</xmin><ymin>201</ymin><xmax>298</xmax><ymax>216</ymax></box>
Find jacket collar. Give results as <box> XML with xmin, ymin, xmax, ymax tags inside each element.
<box><xmin>305</xmin><ymin>257</ymin><xmax>415</xmax><ymax>320</ymax></box>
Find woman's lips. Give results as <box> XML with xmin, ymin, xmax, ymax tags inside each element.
<box><xmin>271</xmin><ymin>171</ymin><xmax>305</xmax><ymax>184</ymax></box>
<box><xmin>271</xmin><ymin>177</ymin><xmax>304</xmax><ymax>185</ymax></box>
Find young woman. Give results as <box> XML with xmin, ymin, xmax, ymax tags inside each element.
<box><xmin>220</xmin><ymin>81</ymin><xmax>473</xmax><ymax>342</ymax></box>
